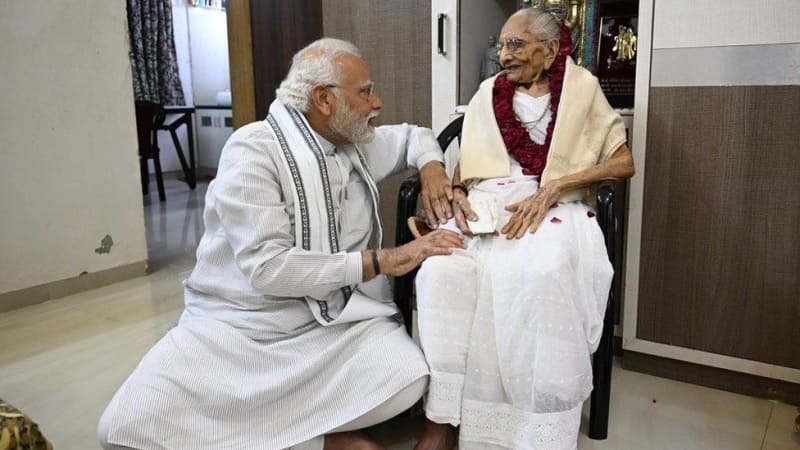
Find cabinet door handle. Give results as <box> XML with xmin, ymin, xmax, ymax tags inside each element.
<box><xmin>437</xmin><ymin>13</ymin><xmax>447</xmax><ymax>56</ymax></box>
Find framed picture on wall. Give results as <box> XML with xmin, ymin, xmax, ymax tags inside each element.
<box><xmin>596</xmin><ymin>13</ymin><xmax>638</xmax><ymax>108</ymax></box>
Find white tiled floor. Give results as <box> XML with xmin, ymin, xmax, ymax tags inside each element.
<box><xmin>1</xmin><ymin>177</ymin><xmax>798</xmax><ymax>450</ymax></box>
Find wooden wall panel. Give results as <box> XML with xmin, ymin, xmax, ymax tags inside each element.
<box><xmin>250</xmin><ymin>0</ymin><xmax>323</xmax><ymax>121</ymax></box>
<box><xmin>321</xmin><ymin>0</ymin><xmax>431</xmax><ymax>127</ymax></box>
<box><xmin>638</xmin><ymin>86</ymin><xmax>800</xmax><ymax>369</ymax></box>
<box><xmin>226</xmin><ymin>0</ymin><xmax>255</xmax><ymax>129</ymax></box>
<box><xmin>322</xmin><ymin>0</ymin><xmax>431</xmax><ymax>247</ymax></box>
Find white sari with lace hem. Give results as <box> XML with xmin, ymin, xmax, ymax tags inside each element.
<box><xmin>416</xmin><ymin>91</ymin><xmax>612</xmax><ymax>450</ymax></box>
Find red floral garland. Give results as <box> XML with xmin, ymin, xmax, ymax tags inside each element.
<box><xmin>492</xmin><ymin>25</ymin><xmax>572</xmax><ymax>177</ymax></box>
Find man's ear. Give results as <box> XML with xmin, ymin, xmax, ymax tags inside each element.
<box><xmin>544</xmin><ymin>39</ymin><xmax>560</xmax><ymax>70</ymax></box>
<box><xmin>311</xmin><ymin>85</ymin><xmax>334</xmax><ymax>117</ymax></box>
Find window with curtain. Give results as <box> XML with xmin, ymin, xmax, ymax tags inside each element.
<box><xmin>127</xmin><ymin>0</ymin><xmax>185</xmax><ymax>105</ymax></box>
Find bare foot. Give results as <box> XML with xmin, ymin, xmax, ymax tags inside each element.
<box><xmin>414</xmin><ymin>419</ymin><xmax>457</xmax><ymax>450</ymax></box>
<box><xmin>324</xmin><ymin>431</ymin><xmax>384</xmax><ymax>450</ymax></box>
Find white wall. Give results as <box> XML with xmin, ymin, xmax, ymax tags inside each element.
<box><xmin>187</xmin><ymin>7</ymin><xmax>230</xmax><ymax>105</ymax></box>
<box><xmin>0</xmin><ymin>1</ymin><xmax>148</xmax><ymax>295</ymax></box>
<box><xmin>188</xmin><ymin>6</ymin><xmax>233</xmax><ymax>170</ymax></box>
<box><xmin>653</xmin><ymin>0</ymin><xmax>800</xmax><ymax>49</ymax></box>
<box><xmin>650</xmin><ymin>0</ymin><xmax>800</xmax><ymax>88</ymax></box>
<box><xmin>156</xmin><ymin>4</ymin><xmax>232</xmax><ymax>172</ymax></box>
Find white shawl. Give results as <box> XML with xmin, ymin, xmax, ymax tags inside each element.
<box><xmin>265</xmin><ymin>101</ymin><xmax>398</xmax><ymax>326</ymax></box>
<box><xmin>460</xmin><ymin>58</ymin><xmax>627</xmax><ymax>202</ymax></box>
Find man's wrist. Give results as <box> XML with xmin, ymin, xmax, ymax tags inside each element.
<box><xmin>371</xmin><ymin>250</ymin><xmax>381</xmax><ymax>275</ymax></box>
<box><xmin>417</xmin><ymin>157</ymin><xmax>445</xmax><ymax>173</ymax></box>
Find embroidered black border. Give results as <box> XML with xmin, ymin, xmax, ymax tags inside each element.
<box><xmin>266</xmin><ymin>114</ymin><xmax>310</xmax><ymax>251</ymax></box>
<box><xmin>268</xmin><ymin>113</ymin><xmax>334</xmax><ymax>322</ymax></box>
<box><xmin>286</xmin><ymin>107</ymin><xmax>354</xmax><ymax>308</ymax></box>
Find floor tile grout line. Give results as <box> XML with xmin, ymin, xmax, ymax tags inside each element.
<box><xmin>759</xmin><ymin>402</ymin><xmax>773</xmax><ymax>450</ymax></box>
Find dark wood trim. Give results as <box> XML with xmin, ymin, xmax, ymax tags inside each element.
<box><xmin>227</xmin><ymin>0</ymin><xmax>256</xmax><ymax>129</ymax></box>
<box><xmin>249</xmin><ymin>0</ymin><xmax>323</xmax><ymax>121</ymax></box>
<box><xmin>194</xmin><ymin>105</ymin><xmax>233</xmax><ymax>110</ymax></box>
<box><xmin>622</xmin><ymin>351</ymin><xmax>800</xmax><ymax>406</ymax></box>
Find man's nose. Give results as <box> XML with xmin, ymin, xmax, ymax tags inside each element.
<box><xmin>371</xmin><ymin>94</ymin><xmax>383</xmax><ymax>110</ymax></box>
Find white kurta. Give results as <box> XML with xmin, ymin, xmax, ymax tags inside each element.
<box><xmin>105</xmin><ymin>106</ymin><xmax>443</xmax><ymax>450</ymax></box>
<box><xmin>417</xmin><ymin>92</ymin><xmax>613</xmax><ymax>450</ymax></box>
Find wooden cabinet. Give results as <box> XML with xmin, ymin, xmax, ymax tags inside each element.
<box><xmin>622</xmin><ymin>0</ymin><xmax>800</xmax><ymax>403</ymax></box>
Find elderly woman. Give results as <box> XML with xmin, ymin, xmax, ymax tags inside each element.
<box><xmin>414</xmin><ymin>8</ymin><xmax>635</xmax><ymax>450</ymax></box>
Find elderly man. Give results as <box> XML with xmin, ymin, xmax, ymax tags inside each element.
<box><xmin>97</xmin><ymin>38</ymin><xmax>463</xmax><ymax>450</ymax></box>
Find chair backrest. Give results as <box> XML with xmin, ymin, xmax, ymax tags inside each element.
<box><xmin>436</xmin><ymin>115</ymin><xmax>464</xmax><ymax>179</ymax></box>
<box><xmin>134</xmin><ymin>101</ymin><xmax>166</xmax><ymax>157</ymax></box>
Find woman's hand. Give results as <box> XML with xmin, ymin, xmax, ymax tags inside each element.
<box><xmin>452</xmin><ymin>189</ymin><xmax>478</xmax><ymax>235</ymax></box>
<box><xmin>419</xmin><ymin>162</ymin><xmax>453</xmax><ymax>228</ymax></box>
<box><xmin>378</xmin><ymin>229</ymin><xmax>465</xmax><ymax>277</ymax></box>
<box><xmin>501</xmin><ymin>182</ymin><xmax>560</xmax><ymax>239</ymax></box>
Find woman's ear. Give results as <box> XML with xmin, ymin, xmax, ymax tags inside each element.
<box><xmin>311</xmin><ymin>85</ymin><xmax>334</xmax><ymax>117</ymax></box>
<box><xmin>544</xmin><ymin>39</ymin><xmax>560</xmax><ymax>70</ymax></box>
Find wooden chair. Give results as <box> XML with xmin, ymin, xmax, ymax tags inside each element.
<box><xmin>134</xmin><ymin>101</ymin><xmax>167</xmax><ymax>202</ymax></box>
<box><xmin>393</xmin><ymin>115</ymin><xmax>626</xmax><ymax>440</ymax></box>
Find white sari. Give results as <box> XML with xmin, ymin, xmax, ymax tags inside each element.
<box><xmin>416</xmin><ymin>92</ymin><xmax>613</xmax><ymax>450</ymax></box>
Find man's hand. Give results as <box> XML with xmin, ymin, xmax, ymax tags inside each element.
<box><xmin>419</xmin><ymin>161</ymin><xmax>453</xmax><ymax>228</ymax></box>
<box><xmin>501</xmin><ymin>182</ymin><xmax>561</xmax><ymax>239</ymax></box>
<box><xmin>379</xmin><ymin>229</ymin><xmax>464</xmax><ymax>277</ymax></box>
<box><xmin>452</xmin><ymin>189</ymin><xmax>478</xmax><ymax>235</ymax></box>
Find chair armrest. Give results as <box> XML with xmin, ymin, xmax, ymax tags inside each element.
<box><xmin>395</xmin><ymin>173</ymin><xmax>422</xmax><ymax>247</ymax></box>
<box><xmin>393</xmin><ymin>173</ymin><xmax>421</xmax><ymax>333</ymax></box>
<box><xmin>596</xmin><ymin>182</ymin><xmax>616</xmax><ymax>254</ymax></box>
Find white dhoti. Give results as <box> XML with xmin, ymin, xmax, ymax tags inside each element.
<box><xmin>98</xmin><ymin>100</ymin><xmax>445</xmax><ymax>450</ymax></box>
<box><xmin>417</xmin><ymin>173</ymin><xmax>613</xmax><ymax>450</ymax></box>
<box><xmin>99</xmin><ymin>315</ymin><xmax>428</xmax><ymax>450</ymax></box>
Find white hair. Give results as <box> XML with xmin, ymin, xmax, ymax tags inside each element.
<box><xmin>275</xmin><ymin>38</ymin><xmax>363</xmax><ymax>112</ymax></box>
<box><xmin>512</xmin><ymin>7</ymin><xmax>560</xmax><ymax>41</ymax></box>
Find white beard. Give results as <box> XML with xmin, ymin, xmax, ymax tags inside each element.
<box><xmin>328</xmin><ymin>96</ymin><xmax>378</xmax><ymax>145</ymax></box>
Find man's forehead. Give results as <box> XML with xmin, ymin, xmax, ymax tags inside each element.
<box><xmin>335</xmin><ymin>54</ymin><xmax>371</xmax><ymax>84</ymax></box>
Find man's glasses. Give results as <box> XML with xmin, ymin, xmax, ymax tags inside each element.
<box><xmin>325</xmin><ymin>81</ymin><xmax>376</xmax><ymax>100</ymax></box>
<box><xmin>495</xmin><ymin>37</ymin><xmax>549</xmax><ymax>55</ymax></box>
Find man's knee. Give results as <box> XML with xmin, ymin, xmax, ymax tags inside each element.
<box><xmin>418</xmin><ymin>253</ymin><xmax>468</xmax><ymax>277</ymax></box>
<box><xmin>98</xmin><ymin>390</ymin><xmax>136</xmax><ymax>450</ymax></box>
<box><xmin>97</xmin><ymin>404</ymin><xmax>112</xmax><ymax>449</ymax></box>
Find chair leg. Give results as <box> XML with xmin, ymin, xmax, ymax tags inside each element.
<box><xmin>589</xmin><ymin>307</ymin><xmax>614</xmax><ymax>439</ymax></box>
<box><xmin>140</xmin><ymin>157</ymin><xmax>149</xmax><ymax>195</ymax></box>
<box><xmin>153</xmin><ymin>152</ymin><xmax>166</xmax><ymax>202</ymax></box>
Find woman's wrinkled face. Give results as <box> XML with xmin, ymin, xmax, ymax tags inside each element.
<box><xmin>498</xmin><ymin>15</ymin><xmax>556</xmax><ymax>85</ymax></box>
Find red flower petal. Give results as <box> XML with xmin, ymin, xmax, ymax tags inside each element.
<box><xmin>550</xmin><ymin>217</ymin><xmax>562</xmax><ymax>224</ymax></box>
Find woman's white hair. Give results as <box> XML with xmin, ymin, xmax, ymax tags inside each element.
<box><xmin>275</xmin><ymin>38</ymin><xmax>363</xmax><ymax>112</ymax></box>
<box><xmin>511</xmin><ymin>7</ymin><xmax>560</xmax><ymax>41</ymax></box>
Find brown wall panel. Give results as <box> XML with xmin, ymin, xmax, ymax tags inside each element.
<box><xmin>227</xmin><ymin>0</ymin><xmax>256</xmax><ymax>129</ymax></box>
<box><xmin>250</xmin><ymin>0</ymin><xmax>324</xmax><ymax>121</ymax></box>
<box><xmin>322</xmin><ymin>0</ymin><xmax>431</xmax><ymax>247</ymax></box>
<box><xmin>638</xmin><ymin>86</ymin><xmax>800</xmax><ymax>369</ymax></box>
